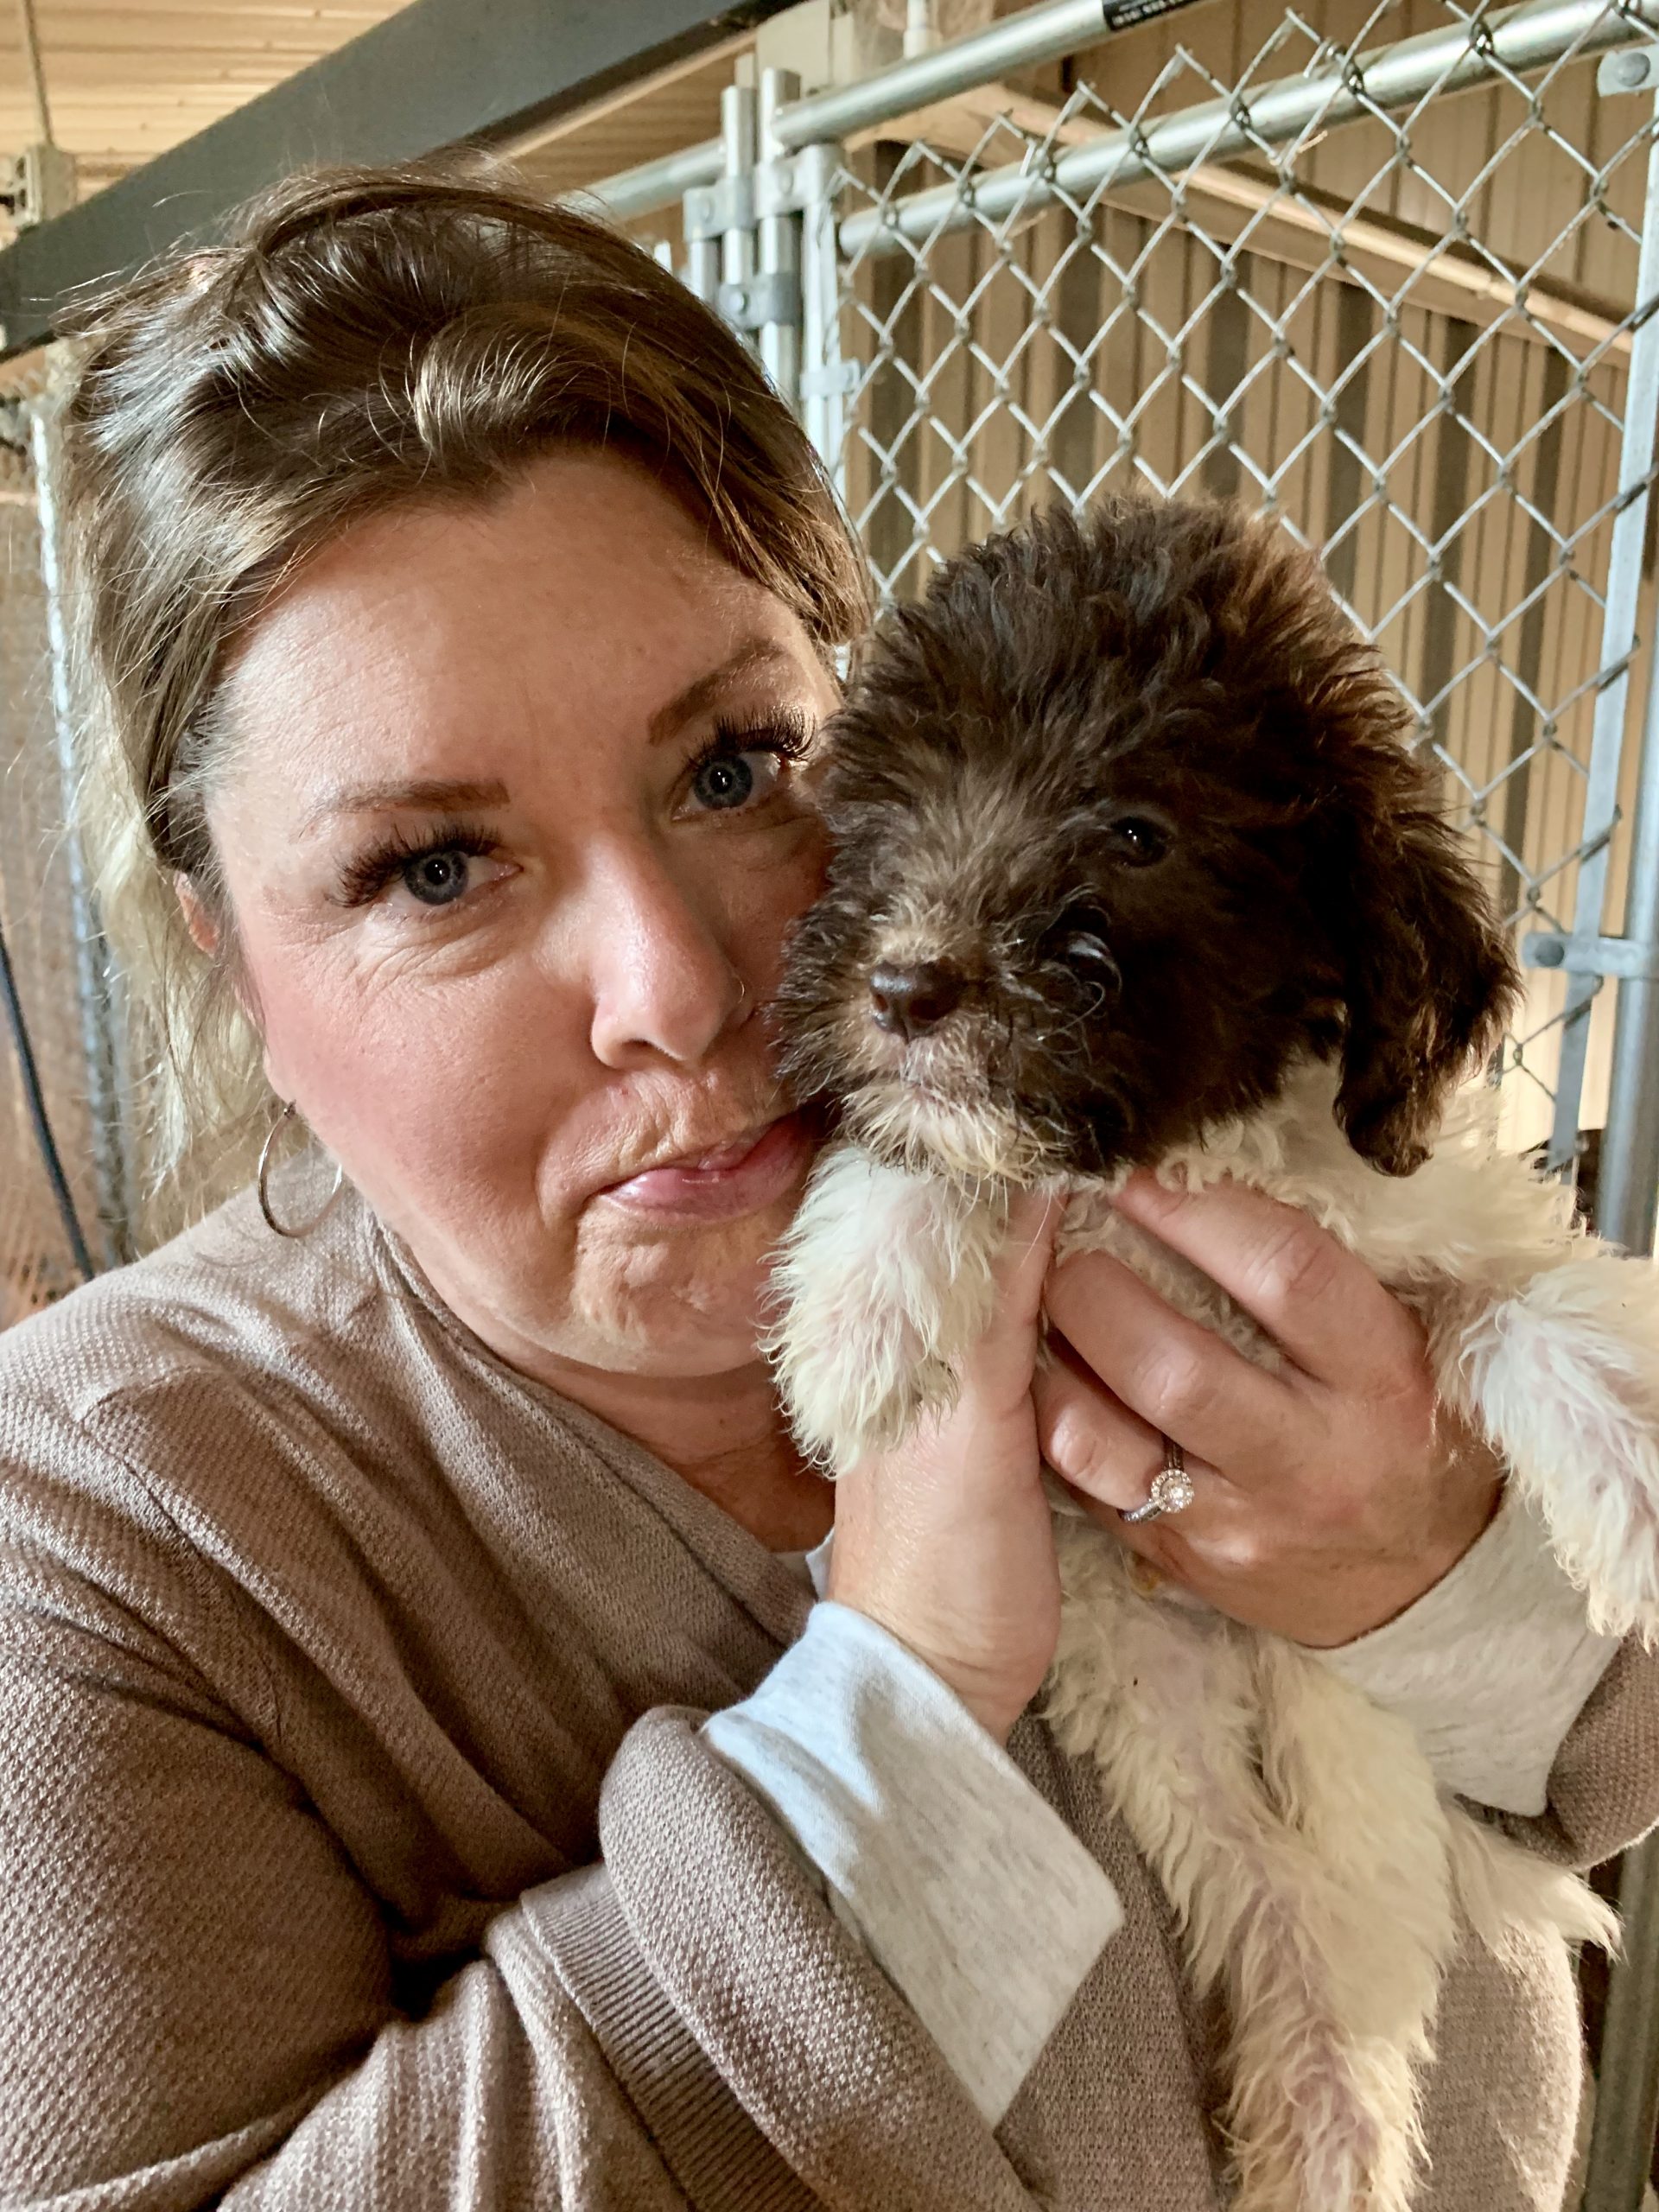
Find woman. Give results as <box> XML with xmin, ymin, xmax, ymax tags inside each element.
<box><xmin>0</xmin><ymin>164</ymin><xmax>1645</xmax><ymax>2210</ymax></box>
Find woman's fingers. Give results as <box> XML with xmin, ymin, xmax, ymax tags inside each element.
<box><xmin>970</xmin><ymin>1186</ymin><xmax>1066</xmax><ymax>1412</ymax></box>
<box><xmin>1109</xmin><ymin>1172</ymin><xmax>1423</xmax><ymax>1396</ymax></box>
<box><xmin>1035</xmin><ymin>1327</ymin><xmax>1243</xmax><ymax>1578</ymax></box>
<box><xmin>1036</xmin><ymin>1329</ymin><xmax>1168</xmax><ymax>1512</ymax></box>
<box><xmin>1033</xmin><ymin>1179</ymin><xmax>1499</xmax><ymax>1647</ymax></box>
<box><xmin>1044</xmin><ymin>1246</ymin><xmax>1294</xmax><ymax>1486</ymax></box>
<box><xmin>1002</xmin><ymin>1186</ymin><xmax>1068</xmax><ymax>1325</ymax></box>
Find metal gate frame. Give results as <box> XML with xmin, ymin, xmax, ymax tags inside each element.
<box><xmin>587</xmin><ymin>4</ymin><xmax>1659</xmax><ymax>2205</ymax></box>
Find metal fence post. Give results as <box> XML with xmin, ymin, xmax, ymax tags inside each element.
<box><xmin>1541</xmin><ymin>79</ymin><xmax>1659</xmax><ymax>1173</ymax></box>
<box><xmin>719</xmin><ymin>80</ymin><xmax>759</xmax><ymax>340</ymax></box>
<box><xmin>678</xmin><ymin>83</ymin><xmax>760</xmax><ymax>321</ymax></box>
<box><xmin>1582</xmin><ymin>603</ymin><xmax>1659</xmax><ymax>2212</ymax></box>
<box><xmin>25</xmin><ymin>388</ymin><xmax>133</xmax><ymax>1268</ymax></box>
<box><xmin>680</xmin><ymin>203</ymin><xmax>719</xmax><ymax>308</ymax></box>
<box><xmin>756</xmin><ymin>67</ymin><xmax>803</xmax><ymax>415</ymax></box>
<box><xmin>1597</xmin><ymin>664</ymin><xmax>1659</xmax><ymax>1260</ymax></box>
<box><xmin>1586</xmin><ymin>1828</ymin><xmax>1659</xmax><ymax>2212</ymax></box>
<box><xmin>797</xmin><ymin>137</ymin><xmax>849</xmax><ymax>493</ymax></box>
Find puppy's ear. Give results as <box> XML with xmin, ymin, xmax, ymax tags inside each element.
<box><xmin>1333</xmin><ymin>799</ymin><xmax>1517</xmax><ymax>1175</ymax></box>
<box><xmin>1198</xmin><ymin>509</ymin><xmax>1516</xmax><ymax>1174</ymax></box>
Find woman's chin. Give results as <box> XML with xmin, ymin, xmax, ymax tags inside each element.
<box><xmin>563</xmin><ymin>1207</ymin><xmax>794</xmax><ymax>1376</ymax></box>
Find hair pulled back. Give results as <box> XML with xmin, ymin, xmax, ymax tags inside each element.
<box><xmin>58</xmin><ymin>159</ymin><xmax>870</xmax><ymax>1221</ymax></box>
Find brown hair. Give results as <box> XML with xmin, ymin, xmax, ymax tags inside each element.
<box><xmin>59</xmin><ymin>159</ymin><xmax>871</xmax><ymax>1218</ymax></box>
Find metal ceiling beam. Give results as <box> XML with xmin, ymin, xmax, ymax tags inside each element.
<box><xmin>0</xmin><ymin>0</ymin><xmax>792</xmax><ymax>360</ymax></box>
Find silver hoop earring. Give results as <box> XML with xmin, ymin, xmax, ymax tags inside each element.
<box><xmin>257</xmin><ymin>1100</ymin><xmax>345</xmax><ymax>1239</ymax></box>
<box><xmin>732</xmin><ymin>971</ymin><xmax>749</xmax><ymax>1007</ymax></box>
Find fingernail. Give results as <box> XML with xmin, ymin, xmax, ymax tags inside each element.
<box><xmin>1112</xmin><ymin>1171</ymin><xmax>1178</xmax><ymax>1212</ymax></box>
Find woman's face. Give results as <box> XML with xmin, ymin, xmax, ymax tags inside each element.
<box><xmin>203</xmin><ymin>451</ymin><xmax>841</xmax><ymax>1379</ymax></box>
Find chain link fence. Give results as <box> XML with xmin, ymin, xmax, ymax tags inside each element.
<box><xmin>9</xmin><ymin>0</ymin><xmax>1659</xmax><ymax>1323</ymax></box>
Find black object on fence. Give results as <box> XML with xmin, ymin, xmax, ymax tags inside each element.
<box><xmin>0</xmin><ymin>909</ymin><xmax>96</xmax><ymax>1283</ymax></box>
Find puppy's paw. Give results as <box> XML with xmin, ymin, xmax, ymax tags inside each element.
<box><xmin>766</xmin><ymin>1143</ymin><xmax>1003</xmax><ymax>1472</ymax></box>
<box><xmin>772</xmin><ymin>1302</ymin><xmax>956</xmax><ymax>1470</ymax></box>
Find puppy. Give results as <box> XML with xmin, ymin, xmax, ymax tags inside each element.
<box><xmin>767</xmin><ymin>499</ymin><xmax>1656</xmax><ymax>2212</ymax></box>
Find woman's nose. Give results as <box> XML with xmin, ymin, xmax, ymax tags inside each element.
<box><xmin>577</xmin><ymin>850</ymin><xmax>742</xmax><ymax>1068</ymax></box>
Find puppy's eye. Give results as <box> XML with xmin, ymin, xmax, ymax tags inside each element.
<box><xmin>1104</xmin><ymin>816</ymin><xmax>1170</xmax><ymax>866</ymax></box>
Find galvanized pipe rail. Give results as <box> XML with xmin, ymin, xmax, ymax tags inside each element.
<box><xmin>590</xmin><ymin>0</ymin><xmax>1659</xmax><ymax>236</ymax></box>
<box><xmin>1535</xmin><ymin>66</ymin><xmax>1659</xmax><ymax>1179</ymax></box>
<box><xmin>594</xmin><ymin>137</ymin><xmax>727</xmax><ymax>225</ymax></box>
<box><xmin>772</xmin><ymin>0</ymin><xmax>1110</xmax><ymax>149</ymax></box>
<box><xmin>836</xmin><ymin>0</ymin><xmax>1659</xmax><ymax>252</ymax></box>
<box><xmin>589</xmin><ymin>0</ymin><xmax>1124</xmax><ymax>219</ymax></box>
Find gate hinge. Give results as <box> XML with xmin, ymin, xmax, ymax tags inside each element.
<box><xmin>717</xmin><ymin>270</ymin><xmax>801</xmax><ymax>329</ymax></box>
<box><xmin>1522</xmin><ymin>930</ymin><xmax>1659</xmax><ymax>982</ymax></box>
<box><xmin>800</xmin><ymin>359</ymin><xmax>860</xmax><ymax>397</ymax></box>
<box><xmin>683</xmin><ymin>174</ymin><xmax>753</xmax><ymax>242</ymax></box>
<box><xmin>684</xmin><ymin>147</ymin><xmax>838</xmax><ymax>241</ymax></box>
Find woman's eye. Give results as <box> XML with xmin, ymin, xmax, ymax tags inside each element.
<box><xmin>688</xmin><ymin>747</ymin><xmax>786</xmax><ymax>815</ymax></box>
<box><xmin>335</xmin><ymin>823</ymin><xmax>515</xmax><ymax>914</ymax></box>
<box><xmin>403</xmin><ymin>848</ymin><xmax>477</xmax><ymax>906</ymax></box>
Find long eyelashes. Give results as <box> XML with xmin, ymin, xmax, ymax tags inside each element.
<box><xmin>331</xmin><ymin>709</ymin><xmax>819</xmax><ymax>912</ymax></box>
<box><xmin>683</xmin><ymin>706</ymin><xmax>817</xmax><ymax>795</ymax></box>
<box><xmin>333</xmin><ymin>817</ymin><xmax>496</xmax><ymax>908</ymax></box>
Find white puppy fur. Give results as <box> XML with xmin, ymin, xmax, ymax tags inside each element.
<box><xmin>768</xmin><ymin>1058</ymin><xmax>1642</xmax><ymax>2211</ymax></box>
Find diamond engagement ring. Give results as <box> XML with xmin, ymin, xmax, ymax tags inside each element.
<box><xmin>1121</xmin><ymin>1439</ymin><xmax>1195</xmax><ymax>1525</ymax></box>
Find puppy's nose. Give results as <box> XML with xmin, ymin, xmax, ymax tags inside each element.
<box><xmin>868</xmin><ymin>962</ymin><xmax>964</xmax><ymax>1040</ymax></box>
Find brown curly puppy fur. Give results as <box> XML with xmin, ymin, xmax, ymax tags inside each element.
<box><xmin>777</xmin><ymin>497</ymin><xmax>1518</xmax><ymax>1182</ymax></box>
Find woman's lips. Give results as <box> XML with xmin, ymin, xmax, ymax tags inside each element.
<box><xmin>598</xmin><ymin>1111</ymin><xmax>815</xmax><ymax>1223</ymax></box>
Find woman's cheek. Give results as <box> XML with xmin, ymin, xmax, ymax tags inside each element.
<box><xmin>736</xmin><ymin>818</ymin><xmax>828</xmax><ymax>983</ymax></box>
<box><xmin>253</xmin><ymin>935</ymin><xmax>563</xmax><ymax>1217</ymax></box>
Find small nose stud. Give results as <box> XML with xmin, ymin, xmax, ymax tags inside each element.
<box><xmin>868</xmin><ymin>961</ymin><xmax>964</xmax><ymax>1041</ymax></box>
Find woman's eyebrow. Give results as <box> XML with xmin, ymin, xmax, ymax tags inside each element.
<box><xmin>297</xmin><ymin>642</ymin><xmax>796</xmax><ymax>831</ymax></box>
<box><xmin>299</xmin><ymin>778</ymin><xmax>511</xmax><ymax>836</ymax></box>
<box><xmin>646</xmin><ymin>638</ymin><xmax>796</xmax><ymax>745</ymax></box>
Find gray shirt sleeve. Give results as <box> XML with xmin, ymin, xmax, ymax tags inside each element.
<box><xmin>701</xmin><ymin>1599</ymin><xmax>1122</xmax><ymax>2126</ymax></box>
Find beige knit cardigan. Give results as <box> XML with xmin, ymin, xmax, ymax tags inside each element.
<box><xmin>0</xmin><ymin>1183</ymin><xmax>1652</xmax><ymax>2211</ymax></box>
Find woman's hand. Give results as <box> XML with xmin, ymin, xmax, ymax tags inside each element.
<box><xmin>827</xmin><ymin>1191</ymin><xmax>1065</xmax><ymax>1744</ymax></box>
<box><xmin>1035</xmin><ymin>1174</ymin><xmax>1503</xmax><ymax>1649</ymax></box>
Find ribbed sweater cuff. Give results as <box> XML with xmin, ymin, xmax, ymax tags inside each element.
<box><xmin>524</xmin><ymin>1860</ymin><xmax>817</xmax><ymax>2210</ymax></box>
<box><xmin>703</xmin><ymin>1601</ymin><xmax>1122</xmax><ymax>2126</ymax></box>
<box><xmin>579</xmin><ymin>1705</ymin><xmax>1034</xmax><ymax>2209</ymax></box>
